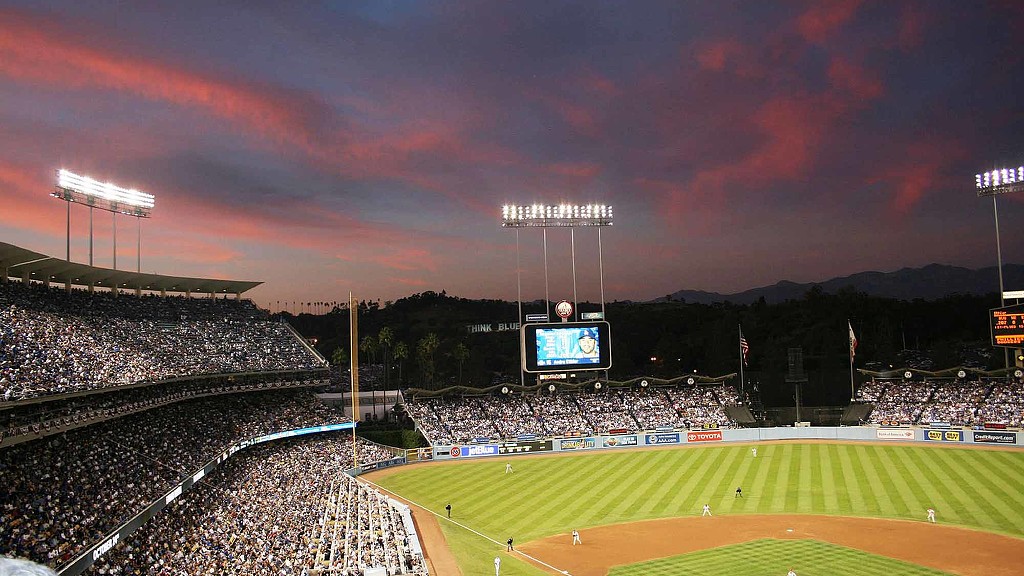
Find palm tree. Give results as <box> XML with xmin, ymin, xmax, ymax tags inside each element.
<box><xmin>360</xmin><ymin>335</ymin><xmax>377</xmax><ymax>365</ymax></box>
<box><xmin>417</xmin><ymin>333</ymin><xmax>440</xmax><ymax>388</ymax></box>
<box><xmin>453</xmin><ymin>342</ymin><xmax>469</xmax><ymax>385</ymax></box>
<box><xmin>394</xmin><ymin>341</ymin><xmax>409</xmax><ymax>385</ymax></box>
<box><xmin>378</xmin><ymin>327</ymin><xmax>394</xmax><ymax>392</ymax></box>
<box><xmin>331</xmin><ymin>346</ymin><xmax>348</xmax><ymax>367</ymax></box>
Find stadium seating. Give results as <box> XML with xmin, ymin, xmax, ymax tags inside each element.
<box><xmin>0</xmin><ymin>281</ymin><xmax>324</xmax><ymax>402</ymax></box>
<box><xmin>404</xmin><ymin>385</ymin><xmax>741</xmax><ymax>444</ymax></box>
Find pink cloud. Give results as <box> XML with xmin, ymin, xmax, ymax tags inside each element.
<box><xmin>695</xmin><ymin>39</ymin><xmax>744</xmax><ymax>72</ymax></box>
<box><xmin>796</xmin><ymin>0</ymin><xmax>864</xmax><ymax>44</ymax></box>
<box><xmin>828</xmin><ymin>57</ymin><xmax>884</xmax><ymax>100</ymax></box>
<box><xmin>869</xmin><ymin>140</ymin><xmax>967</xmax><ymax>215</ymax></box>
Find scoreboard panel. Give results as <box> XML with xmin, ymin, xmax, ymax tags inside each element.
<box><xmin>990</xmin><ymin>304</ymin><xmax>1024</xmax><ymax>347</ymax></box>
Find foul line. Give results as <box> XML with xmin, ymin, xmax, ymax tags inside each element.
<box><xmin>358</xmin><ymin>476</ymin><xmax>572</xmax><ymax>575</ymax></box>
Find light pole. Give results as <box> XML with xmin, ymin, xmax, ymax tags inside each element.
<box><xmin>502</xmin><ymin>203</ymin><xmax>614</xmax><ymax>383</ymax></box>
<box><xmin>976</xmin><ymin>166</ymin><xmax>1023</xmax><ymax>369</ymax></box>
<box><xmin>52</xmin><ymin>169</ymin><xmax>155</xmax><ymax>275</ymax></box>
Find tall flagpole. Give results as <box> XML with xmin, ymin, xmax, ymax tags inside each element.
<box><xmin>738</xmin><ymin>324</ymin><xmax>746</xmax><ymax>403</ymax></box>
<box><xmin>848</xmin><ymin>320</ymin><xmax>856</xmax><ymax>401</ymax></box>
<box><xmin>350</xmin><ymin>292</ymin><xmax>360</xmax><ymax>466</ymax></box>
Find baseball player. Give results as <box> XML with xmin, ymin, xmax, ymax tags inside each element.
<box><xmin>507</xmin><ymin>537</ymin><xmax>514</xmax><ymax>551</ymax></box>
<box><xmin>702</xmin><ymin>503</ymin><xmax>712</xmax><ymax>516</ymax></box>
<box><xmin>751</xmin><ymin>447</ymin><xmax>757</xmax><ymax>457</ymax></box>
<box><xmin>445</xmin><ymin>503</ymin><xmax>451</xmax><ymax>518</ymax></box>
<box><xmin>494</xmin><ymin>556</ymin><xmax>501</xmax><ymax>576</ymax></box>
<box><xmin>572</xmin><ymin>529</ymin><xmax>581</xmax><ymax>545</ymax></box>
<box><xmin>787</xmin><ymin>569</ymin><xmax>797</xmax><ymax>576</ymax></box>
<box><xmin>735</xmin><ymin>486</ymin><xmax>743</xmax><ymax>498</ymax></box>
<box><xmin>505</xmin><ymin>462</ymin><xmax>513</xmax><ymax>474</ymax></box>
<box><xmin>927</xmin><ymin>508</ymin><xmax>936</xmax><ymax>523</ymax></box>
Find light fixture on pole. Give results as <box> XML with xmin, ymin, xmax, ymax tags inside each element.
<box><xmin>976</xmin><ymin>165</ymin><xmax>1024</xmax><ymax>369</ymax></box>
<box><xmin>52</xmin><ymin>169</ymin><xmax>155</xmax><ymax>272</ymax></box>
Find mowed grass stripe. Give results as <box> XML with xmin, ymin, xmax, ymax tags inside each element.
<box><xmin>749</xmin><ymin>444</ymin><xmax>779</xmax><ymax>513</ymax></box>
<box><xmin>785</xmin><ymin>443</ymin><xmax>804</xmax><ymax>510</ymax></box>
<box><xmin>732</xmin><ymin>447</ymin><xmax>761</xmax><ymax>512</ymax></box>
<box><xmin>594</xmin><ymin>449</ymin><xmax>675</xmax><ymax>523</ymax></box>
<box><xmin>580</xmin><ymin>450</ymin><xmax>673</xmax><ymax>526</ymax></box>
<box><xmin>967</xmin><ymin>450</ymin><xmax>1024</xmax><ymax>512</ymax></box>
<box><xmin>905</xmin><ymin>447</ymin><xmax>983</xmax><ymax>527</ymax></box>
<box><xmin>962</xmin><ymin>446</ymin><xmax>1024</xmax><ymax>528</ymax></box>
<box><xmin>721</xmin><ymin>447</ymin><xmax>756</xmax><ymax>513</ymax></box>
<box><xmin>698</xmin><ymin>447</ymin><xmax>744</xmax><ymax>511</ymax></box>
<box><xmin>971</xmin><ymin>466</ymin><xmax>1024</xmax><ymax>527</ymax></box>
<box><xmin>834</xmin><ymin>444</ymin><xmax>867</xmax><ymax>512</ymax></box>
<box><xmin>898</xmin><ymin>448</ymin><xmax>973</xmax><ymax>526</ymax></box>
<box><xmin>771</xmin><ymin>444</ymin><xmax>795</xmax><ymax>510</ymax></box>
<box><xmin>602</xmin><ymin>446</ymin><xmax>684</xmax><ymax>518</ymax></box>
<box><xmin>670</xmin><ymin>445</ymin><xmax>729</xmax><ymax>515</ymax></box>
<box><xmin>799</xmin><ymin>444</ymin><xmax>816</xmax><ymax>511</ymax></box>
<box><xmin>873</xmin><ymin>446</ymin><xmax>918</xmax><ymax>517</ymax></box>
<box><xmin>373</xmin><ymin>442</ymin><xmax>1024</xmax><ymax>554</ymax></box>
<box><xmin>819</xmin><ymin>445</ymin><xmax>840</xmax><ymax>512</ymax></box>
<box><xmin>929</xmin><ymin>448</ymin><xmax>1010</xmax><ymax>528</ymax></box>
<box><xmin>854</xmin><ymin>445</ymin><xmax>897</xmax><ymax>516</ymax></box>
<box><xmin>508</xmin><ymin>453</ymin><xmax>604</xmax><ymax>534</ymax></box>
<box><xmin>607</xmin><ymin>538</ymin><xmax>955</xmax><ymax>576</ymax></box>
<box><xmin>713</xmin><ymin>448</ymin><xmax>748</xmax><ymax>513</ymax></box>
<box><xmin>632</xmin><ymin>447</ymin><xmax>705</xmax><ymax>517</ymax></box>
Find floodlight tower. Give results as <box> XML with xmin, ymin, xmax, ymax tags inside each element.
<box><xmin>52</xmin><ymin>169</ymin><xmax>155</xmax><ymax>272</ymax></box>
<box><xmin>975</xmin><ymin>165</ymin><xmax>1024</xmax><ymax>368</ymax></box>
<box><xmin>502</xmin><ymin>204</ymin><xmax>614</xmax><ymax>384</ymax></box>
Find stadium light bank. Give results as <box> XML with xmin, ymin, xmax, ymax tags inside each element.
<box><xmin>975</xmin><ymin>165</ymin><xmax>1024</xmax><ymax>369</ymax></box>
<box><xmin>52</xmin><ymin>169</ymin><xmax>156</xmax><ymax>272</ymax></box>
<box><xmin>500</xmin><ymin>203</ymin><xmax>615</xmax><ymax>385</ymax></box>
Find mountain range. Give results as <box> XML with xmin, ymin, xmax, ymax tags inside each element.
<box><xmin>657</xmin><ymin>263</ymin><xmax>1024</xmax><ymax>305</ymax></box>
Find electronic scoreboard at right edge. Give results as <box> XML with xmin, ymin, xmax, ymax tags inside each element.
<box><xmin>990</xmin><ymin>303</ymin><xmax>1024</xmax><ymax>347</ymax></box>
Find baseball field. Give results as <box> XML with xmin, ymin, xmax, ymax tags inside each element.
<box><xmin>365</xmin><ymin>441</ymin><xmax>1024</xmax><ymax>576</ymax></box>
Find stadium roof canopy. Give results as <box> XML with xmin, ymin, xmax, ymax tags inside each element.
<box><xmin>0</xmin><ymin>241</ymin><xmax>262</xmax><ymax>295</ymax></box>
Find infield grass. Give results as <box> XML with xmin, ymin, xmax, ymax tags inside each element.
<box><xmin>372</xmin><ymin>443</ymin><xmax>1024</xmax><ymax>574</ymax></box>
<box><xmin>607</xmin><ymin>538</ymin><xmax>954</xmax><ymax>576</ymax></box>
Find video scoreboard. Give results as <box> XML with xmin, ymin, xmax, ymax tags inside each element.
<box><xmin>990</xmin><ymin>304</ymin><xmax>1024</xmax><ymax>347</ymax></box>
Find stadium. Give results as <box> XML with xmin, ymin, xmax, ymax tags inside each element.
<box><xmin>2</xmin><ymin>231</ymin><xmax>1023</xmax><ymax>576</ymax></box>
<box><xmin>3</xmin><ymin>3</ymin><xmax>1024</xmax><ymax>576</ymax></box>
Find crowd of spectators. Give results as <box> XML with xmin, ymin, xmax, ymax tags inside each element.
<box><xmin>85</xmin><ymin>434</ymin><xmax>419</xmax><ymax>576</ymax></box>
<box><xmin>860</xmin><ymin>378</ymin><xmax>1024</xmax><ymax>427</ymax></box>
<box><xmin>405</xmin><ymin>384</ymin><xmax>741</xmax><ymax>444</ymax></box>
<box><xmin>0</xmin><ymin>389</ymin><xmax>347</xmax><ymax>570</ymax></box>
<box><xmin>1</xmin><ymin>378</ymin><xmax>328</xmax><ymax>448</ymax></box>
<box><xmin>311</xmin><ymin>467</ymin><xmax>425</xmax><ymax>575</ymax></box>
<box><xmin>0</xmin><ymin>281</ymin><xmax>325</xmax><ymax>402</ymax></box>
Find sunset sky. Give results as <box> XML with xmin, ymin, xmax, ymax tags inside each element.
<box><xmin>1</xmin><ymin>1</ymin><xmax>1022</xmax><ymax>310</ymax></box>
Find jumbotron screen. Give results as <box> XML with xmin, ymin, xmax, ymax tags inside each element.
<box><xmin>521</xmin><ymin>321</ymin><xmax>612</xmax><ymax>373</ymax></box>
<box><xmin>990</xmin><ymin>304</ymin><xmax>1024</xmax><ymax>347</ymax></box>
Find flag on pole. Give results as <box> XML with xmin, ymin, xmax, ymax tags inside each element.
<box><xmin>848</xmin><ymin>320</ymin><xmax>858</xmax><ymax>359</ymax></box>
<box><xmin>740</xmin><ymin>330</ymin><xmax>750</xmax><ymax>366</ymax></box>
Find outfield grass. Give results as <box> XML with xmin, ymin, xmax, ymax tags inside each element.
<box><xmin>608</xmin><ymin>538</ymin><xmax>955</xmax><ymax>576</ymax></box>
<box><xmin>373</xmin><ymin>443</ymin><xmax>1024</xmax><ymax>574</ymax></box>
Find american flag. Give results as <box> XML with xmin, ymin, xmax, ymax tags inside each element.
<box><xmin>848</xmin><ymin>320</ymin><xmax>858</xmax><ymax>358</ymax></box>
<box><xmin>740</xmin><ymin>333</ymin><xmax>750</xmax><ymax>366</ymax></box>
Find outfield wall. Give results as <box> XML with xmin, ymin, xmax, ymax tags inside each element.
<box><xmin>430</xmin><ymin>426</ymin><xmax>1023</xmax><ymax>460</ymax></box>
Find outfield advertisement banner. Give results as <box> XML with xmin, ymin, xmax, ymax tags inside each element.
<box><xmin>559</xmin><ymin>437</ymin><xmax>598</xmax><ymax>450</ymax></box>
<box><xmin>924</xmin><ymin>429</ymin><xmax>964</xmax><ymax>442</ymax></box>
<box><xmin>876</xmin><ymin>429</ymin><xmax>914</xmax><ymax>440</ymax></box>
<box><xmin>450</xmin><ymin>444</ymin><xmax>500</xmax><ymax>458</ymax></box>
<box><xmin>645</xmin><ymin>433</ymin><xmax>681</xmax><ymax>445</ymax></box>
<box><xmin>602</xmin><ymin>435</ymin><xmax>638</xmax><ymax>448</ymax></box>
<box><xmin>687</xmin><ymin>430</ymin><xmax>723</xmax><ymax>442</ymax></box>
<box><xmin>973</xmin><ymin>431</ymin><xmax>1017</xmax><ymax>444</ymax></box>
<box><xmin>498</xmin><ymin>440</ymin><xmax>553</xmax><ymax>454</ymax></box>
